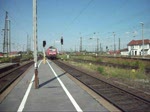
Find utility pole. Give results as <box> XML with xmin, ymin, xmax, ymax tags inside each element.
<box><xmin>27</xmin><ymin>34</ymin><xmax>31</xmax><ymax>53</ymax></box>
<box><xmin>80</xmin><ymin>37</ymin><xmax>82</xmax><ymax>52</ymax></box>
<box><xmin>97</xmin><ymin>38</ymin><xmax>99</xmax><ymax>54</ymax></box>
<box><xmin>100</xmin><ymin>43</ymin><xmax>101</xmax><ymax>54</ymax></box>
<box><xmin>113</xmin><ymin>32</ymin><xmax>116</xmax><ymax>56</ymax></box>
<box><xmin>118</xmin><ymin>38</ymin><xmax>120</xmax><ymax>51</ymax></box>
<box><xmin>27</xmin><ymin>34</ymin><xmax>29</xmax><ymax>53</ymax></box>
<box><xmin>140</xmin><ymin>22</ymin><xmax>144</xmax><ymax>58</ymax></box>
<box><xmin>29</xmin><ymin>36</ymin><xmax>31</xmax><ymax>52</ymax></box>
<box><xmin>33</xmin><ymin>0</ymin><xmax>39</xmax><ymax>89</ymax></box>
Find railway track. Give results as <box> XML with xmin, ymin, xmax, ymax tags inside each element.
<box><xmin>0</xmin><ymin>61</ymin><xmax>34</xmax><ymax>94</ymax></box>
<box><xmin>0</xmin><ymin>63</ymin><xmax>20</xmax><ymax>74</ymax></box>
<box><xmin>53</xmin><ymin>60</ymin><xmax>150</xmax><ymax>112</ymax></box>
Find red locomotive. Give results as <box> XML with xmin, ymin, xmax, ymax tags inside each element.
<box><xmin>46</xmin><ymin>46</ymin><xmax>57</xmax><ymax>59</ymax></box>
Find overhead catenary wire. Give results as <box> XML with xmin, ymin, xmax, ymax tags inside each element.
<box><xmin>78</xmin><ymin>0</ymin><xmax>150</xmax><ymax>37</ymax></box>
<box><xmin>63</xmin><ymin>0</ymin><xmax>94</xmax><ymax>33</ymax></box>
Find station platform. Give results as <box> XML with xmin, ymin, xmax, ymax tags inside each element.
<box><xmin>0</xmin><ymin>63</ymin><xmax>17</xmax><ymax>69</ymax></box>
<box><xmin>0</xmin><ymin>60</ymin><xmax>109</xmax><ymax>111</ymax></box>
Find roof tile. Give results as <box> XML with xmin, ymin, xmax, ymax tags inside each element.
<box><xmin>127</xmin><ymin>39</ymin><xmax>150</xmax><ymax>46</ymax></box>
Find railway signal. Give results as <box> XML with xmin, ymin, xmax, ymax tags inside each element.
<box><xmin>61</xmin><ymin>36</ymin><xmax>63</xmax><ymax>54</ymax></box>
<box><xmin>61</xmin><ymin>37</ymin><xmax>63</xmax><ymax>45</ymax></box>
<box><xmin>43</xmin><ymin>40</ymin><xmax>46</xmax><ymax>64</ymax></box>
<box><xmin>43</xmin><ymin>40</ymin><xmax>46</xmax><ymax>47</ymax></box>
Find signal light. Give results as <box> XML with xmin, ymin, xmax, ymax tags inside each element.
<box><xmin>43</xmin><ymin>40</ymin><xmax>46</xmax><ymax>47</ymax></box>
<box><xmin>61</xmin><ymin>37</ymin><xmax>63</xmax><ymax>45</ymax></box>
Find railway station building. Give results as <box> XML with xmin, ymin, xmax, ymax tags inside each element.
<box><xmin>127</xmin><ymin>39</ymin><xmax>150</xmax><ymax>56</ymax></box>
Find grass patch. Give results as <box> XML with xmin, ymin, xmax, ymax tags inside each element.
<box><xmin>70</xmin><ymin>55</ymin><xmax>150</xmax><ymax>70</ymax></box>
<box><xmin>67</xmin><ymin>60</ymin><xmax>149</xmax><ymax>81</ymax></box>
<box><xmin>66</xmin><ymin>59</ymin><xmax>150</xmax><ymax>91</ymax></box>
<box><xmin>97</xmin><ymin>66</ymin><xmax>104</xmax><ymax>74</ymax></box>
<box><xmin>57</xmin><ymin>54</ymin><xmax>70</xmax><ymax>61</ymax></box>
<box><xmin>97</xmin><ymin>65</ymin><xmax>148</xmax><ymax>81</ymax></box>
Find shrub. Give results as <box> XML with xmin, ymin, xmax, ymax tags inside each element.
<box><xmin>97</xmin><ymin>66</ymin><xmax>104</xmax><ymax>74</ymax></box>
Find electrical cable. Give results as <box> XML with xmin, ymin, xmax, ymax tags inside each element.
<box><xmin>63</xmin><ymin>0</ymin><xmax>94</xmax><ymax>33</ymax></box>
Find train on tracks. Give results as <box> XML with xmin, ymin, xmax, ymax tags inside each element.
<box><xmin>46</xmin><ymin>46</ymin><xmax>57</xmax><ymax>59</ymax></box>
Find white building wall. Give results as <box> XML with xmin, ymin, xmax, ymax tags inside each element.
<box><xmin>121</xmin><ymin>51</ymin><xmax>129</xmax><ymax>56</ymax></box>
<box><xmin>126</xmin><ymin>43</ymin><xmax>150</xmax><ymax>56</ymax></box>
<box><xmin>134</xmin><ymin>45</ymin><xmax>138</xmax><ymax>49</ymax></box>
<box><xmin>145</xmin><ymin>44</ymin><xmax>149</xmax><ymax>49</ymax></box>
<box><xmin>128</xmin><ymin>46</ymin><xmax>131</xmax><ymax>51</ymax></box>
<box><xmin>148</xmin><ymin>49</ymin><xmax>150</xmax><ymax>55</ymax></box>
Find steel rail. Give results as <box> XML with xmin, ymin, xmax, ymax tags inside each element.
<box><xmin>0</xmin><ymin>61</ymin><xmax>34</xmax><ymax>94</ymax></box>
<box><xmin>53</xmin><ymin>60</ymin><xmax>150</xmax><ymax>112</ymax></box>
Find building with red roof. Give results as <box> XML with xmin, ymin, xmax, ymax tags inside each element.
<box><xmin>127</xmin><ymin>39</ymin><xmax>150</xmax><ymax>56</ymax></box>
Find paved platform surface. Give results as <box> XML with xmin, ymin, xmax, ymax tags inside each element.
<box><xmin>0</xmin><ymin>60</ymin><xmax>109</xmax><ymax>111</ymax></box>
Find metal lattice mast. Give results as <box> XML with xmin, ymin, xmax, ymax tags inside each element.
<box><xmin>3</xmin><ymin>11</ymin><xmax>9</xmax><ymax>55</ymax></box>
<box><xmin>8</xmin><ymin>20</ymin><xmax>11</xmax><ymax>54</ymax></box>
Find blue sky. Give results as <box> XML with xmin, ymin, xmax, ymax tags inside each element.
<box><xmin>0</xmin><ymin>0</ymin><xmax>150</xmax><ymax>52</ymax></box>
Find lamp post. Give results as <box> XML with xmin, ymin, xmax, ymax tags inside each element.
<box><xmin>140</xmin><ymin>22</ymin><xmax>144</xmax><ymax>58</ymax></box>
<box><xmin>113</xmin><ymin>32</ymin><xmax>116</xmax><ymax>56</ymax></box>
